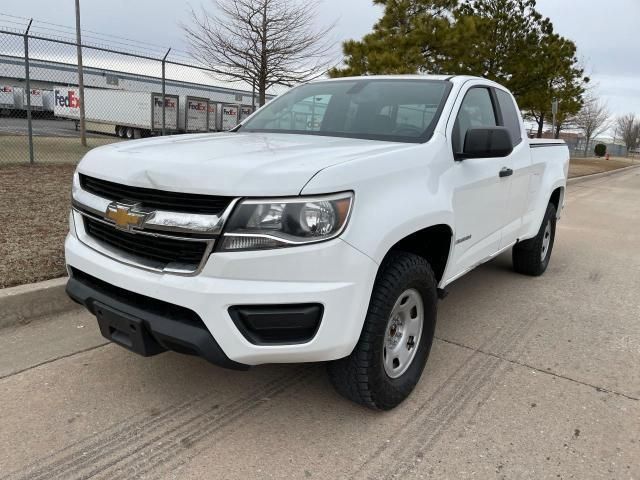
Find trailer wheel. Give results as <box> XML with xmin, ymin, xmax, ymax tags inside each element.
<box><xmin>115</xmin><ymin>126</ymin><xmax>125</xmax><ymax>138</ymax></box>
<box><xmin>125</xmin><ymin>127</ymin><xmax>135</xmax><ymax>139</ymax></box>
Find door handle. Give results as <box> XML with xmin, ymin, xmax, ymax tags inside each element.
<box><xmin>499</xmin><ymin>167</ymin><xmax>514</xmax><ymax>178</ymax></box>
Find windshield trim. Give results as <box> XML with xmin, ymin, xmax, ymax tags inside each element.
<box><xmin>237</xmin><ymin>79</ymin><xmax>454</xmax><ymax>144</ymax></box>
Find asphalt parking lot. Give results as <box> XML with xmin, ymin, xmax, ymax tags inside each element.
<box><xmin>0</xmin><ymin>169</ymin><xmax>638</xmax><ymax>480</ymax></box>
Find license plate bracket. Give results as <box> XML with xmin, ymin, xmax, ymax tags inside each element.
<box><xmin>94</xmin><ymin>302</ymin><xmax>166</xmax><ymax>357</ymax></box>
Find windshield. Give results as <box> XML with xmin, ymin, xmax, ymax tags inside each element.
<box><xmin>239</xmin><ymin>79</ymin><xmax>452</xmax><ymax>143</ymax></box>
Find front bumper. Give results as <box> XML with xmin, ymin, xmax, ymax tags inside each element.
<box><xmin>65</xmin><ymin>231</ymin><xmax>378</xmax><ymax>366</ymax></box>
<box><xmin>66</xmin><ymin>269</ymin><xmax>248</xmax><ymax>370</ymax></box>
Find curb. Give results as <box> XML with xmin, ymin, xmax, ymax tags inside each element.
<box><xmin>0</xmin><ymin>277</ymin><xmax>78</xmax><ymax>330</ymax></box>
<box><xmin>568</xmin><ymin>164</ymin><xmax>640</xmax><ymax>185</ymax></box>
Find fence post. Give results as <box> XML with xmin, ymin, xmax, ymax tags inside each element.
<box><xmin>24</xmin><ymin>19</ymin><xmax>34</xmax><ymax>164</ymax></box>
<box><xmin>252</xmin><ymin>78</ymin><xmax>256</xmax><ymax>111</ymax></box>
<box><xmin>75</xmin><ymin>0</ymin><xmax>87</xmax><ymax>147</ymax></box>
<box><xmin>161</xmin><ymin>48</ymin><xmax>171</xmax><ymax>136</ymax></box>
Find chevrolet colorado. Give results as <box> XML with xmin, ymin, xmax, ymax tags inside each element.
<box><xmin>66</xmin><ymin>75</ymin><xmax>569</xmax><ymax>410</ymax></box>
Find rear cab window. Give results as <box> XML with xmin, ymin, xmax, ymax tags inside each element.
<box><xmin>495</xmin><ymin>89</ymin><xmax>523</xmax><ymax>146</ymax></box>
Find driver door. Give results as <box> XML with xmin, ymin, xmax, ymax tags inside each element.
<box><xmin>448</xmin><ymin>86</ymin><xmax>513</xmax><ymax>278</ymax></box>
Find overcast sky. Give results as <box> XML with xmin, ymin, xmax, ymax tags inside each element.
<box><xmin>1</xmin><ymin>0</ymin><xmax>639</xmax><ymax>122</ymax></box>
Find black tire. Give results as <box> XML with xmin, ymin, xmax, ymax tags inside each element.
<box><xmin>327</xmin><ymin>251</ymin><xmax>438</xmax><ymax>410</ymax></box>
<box><xmin>125</xmin><ymin>127</ymin><xmax>135</xmax><ymax>140</ymax></box>
<box><xmin>513</xmin><ymin>202</ymin><xmax>557</xmax><ymax>276</ymax></box>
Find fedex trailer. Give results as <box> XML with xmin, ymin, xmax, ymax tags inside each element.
<box><xmin>0</xmin><ymin>86</ymin><xmax>53</xmax><ymax>116</ymax></box>
<box><xmin>54</xmin><ymin>87</ymin><xmax>181</xmax><ymax>139</ymax></box>
<box><xmin>184</xmin><ymin>96</ymin><xmax>209</xmax><ymax>132</ymax></box>
<box><xmin>22</xmin><ymin>89</ymin><xmax>44</xmax><ymax>110</ymax></box>
<box><xmin>221</xmin><ymin>104</ymin><xmax>240</xmax><ymax>131</ymax></box>
<box><xmin>239</xmin><ymin>105</ymin><xmax>254</xmax><ymax>123</ymax></box>
<box><xmin>0</xmin><ymin>85</ymin><xmax>15</xmax><ymax>114</ymax></box>
<box><xmin>54</xmin><ymin>87</ymin><xmax>231</xmax><ymax>139</ymax></box>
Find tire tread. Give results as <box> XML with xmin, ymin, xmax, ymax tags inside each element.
<box><xmin>328</xmin><ymin>251</ymin><xmax>437</xmax><ymax>410</ymax></box>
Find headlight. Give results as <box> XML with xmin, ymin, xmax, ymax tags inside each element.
<box><xmin>219</xmin><ymin>192</ymin><xmax>353</xmax><ymax>251</ymax></box>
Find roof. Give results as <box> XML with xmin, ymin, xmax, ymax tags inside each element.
<box><xmin>312</xmin><ymin>74</ymin><xmax>457</xmax><ymax>83</ymax></box>
<box><xmin>0</xmin><ymin>54</ymin><xmax>282</xmax><ymax>104</ymax></box>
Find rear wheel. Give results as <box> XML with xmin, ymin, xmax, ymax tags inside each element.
<box><xmin>125</xmin><ymin>127</ymin><xmax>135</xmax><ymax>139</ymax></box>
<box><xmin>327</xmin><ymin>251</ymin><xmax>437</xmax><ymax>410</ymax></box>
<box><xmin>116</xmin><ymin>125</ymin><xmax>126</xmax><ymax>138</ymax></box>
<box><xmin>513</xmin><ymin>202</ymin><xmax>557</xmax><ymax>276</ymax></box>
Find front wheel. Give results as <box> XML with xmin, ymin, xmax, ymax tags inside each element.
<box><xmin>512</xmin><ymin>202</ymin><xmax>557</xmax><ymax>276</ymax></box>
<box><xmin>327</xmin><ymin>251</ymin><xmax>437</xmax><ymax>410</ymax></box>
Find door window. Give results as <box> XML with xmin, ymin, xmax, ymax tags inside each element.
<box><xmin>452</xmin><ymin>88</ymin><xmax>497</xmax><ymax>155</ymax></box>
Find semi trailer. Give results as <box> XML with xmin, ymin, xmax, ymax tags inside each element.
<box><xmin>53</xmin><ymin>86</ymin><xmax>254</xmax><ymax>138</ymax></box>
<box><xmin>0</xmin><ymin>85</ymin><xmax>53</xmax><ymax>116</ymax></box>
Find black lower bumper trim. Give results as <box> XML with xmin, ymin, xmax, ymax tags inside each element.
<box><xmin>66</xmin><ymin>268</ymin><xmax>248</xmax><ymax>370</ymax></box>
<box><xmin>228</xmin><ymin>304</ymin><xmax>323</xmax><ymax>345</ymax></box>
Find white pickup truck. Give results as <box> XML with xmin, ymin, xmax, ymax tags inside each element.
<box><xmin>66</xmin><ymin>75</ymin><xmax>569</xmax><ymax>410</ymax></box>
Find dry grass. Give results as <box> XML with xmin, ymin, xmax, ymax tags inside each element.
<box><xmin>569</xmin><ymin>156</ymin><xmax>638</xmax><ymax>178</ymax></box>
<box><xmin>0</xmin><ymin>135</ymin><xmax>121</xmax><ymax>164</ymax></box>
<box><xmin>0</xmin><ymin>163</ymin><xmax>75</xmax><ymax>288</ymax></box>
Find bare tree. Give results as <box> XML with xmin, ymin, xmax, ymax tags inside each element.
<box><xmin>183</xmin><ymin>0</ymin><xmax>336</xmax><ymax>106</ymax></box>
<box><xmin>573</xmin><ymin>94</ymin><xmax>610</xmax><ymax>156</ymax></box>
<box><xmin>617</xmin><ymin>114</ymin><xmax>640</xmax><ymax>156</ymax></box>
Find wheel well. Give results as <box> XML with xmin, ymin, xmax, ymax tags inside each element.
<box><xmin>386</xmin><ymin>225</ymin><xmax>452</xmax><ymax>283</ymax></box>
<box><xmin>550</xmin><ymin>187</ymin><xmax>563</xmax><ymax>211</ymax></box>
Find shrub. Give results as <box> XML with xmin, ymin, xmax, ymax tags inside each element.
<box><xmin>594</xmin><ymin>144</ymin><xmax>607</xmax><ymax>157</ymax></box>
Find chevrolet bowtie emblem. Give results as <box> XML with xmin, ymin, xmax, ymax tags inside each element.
<box><xmin>105</xmin><ymin>202</ymin><xmax>153</xmax><ymax>231</ymax></box>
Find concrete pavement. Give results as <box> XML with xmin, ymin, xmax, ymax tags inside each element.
<box><xmin>0</xmin><ymin>169</ymin><xmax>638</xmax><ymax>479</ymax></box>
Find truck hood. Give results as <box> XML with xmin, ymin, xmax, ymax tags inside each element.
<box><xmin>77</xmin><ymin>132</ymin><xmax>412</xmax><ymax>196</ymax></box>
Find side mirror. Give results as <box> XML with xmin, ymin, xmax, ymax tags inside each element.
<box><xmin>457</xmin><ymin>127</ymin><xmax>513</xmax><ymax>160</ymax></box>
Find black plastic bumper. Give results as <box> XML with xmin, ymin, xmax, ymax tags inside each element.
<box><xmin>66</xmin><ymin>268</ymin><xmax>249</xmax><ymax>370</ymax></box>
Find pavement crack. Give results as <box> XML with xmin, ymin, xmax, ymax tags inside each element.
<box><xmin>435</xmin><ymin>336</ymin><xmax>640</xmax><ymax>402</ymax></box>
<box><xmin>0</xmin><ymin>342</ymin><xmax>110</xmax><ymax>382</ymax></box>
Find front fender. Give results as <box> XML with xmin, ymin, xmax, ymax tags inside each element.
<box><xmin>301</xmin><ymin>138</ymin><xmax>455</xmax><ymax>264</ymax></box>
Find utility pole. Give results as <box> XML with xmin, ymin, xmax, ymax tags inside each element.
<box><xmin>75</xmin><ymin>0</ymin><xmax>87</xmax><ymax>147</ymax></box>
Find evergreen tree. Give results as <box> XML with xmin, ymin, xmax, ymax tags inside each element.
<box><xmin>330</xmin><ymin>0</ymin><xmax>587</xmax><ymax>136</ymax></box>
<box><xmin>329</xmin><ymin>0</ymin><xmax>457</xmax><ymax>76</ymax></box>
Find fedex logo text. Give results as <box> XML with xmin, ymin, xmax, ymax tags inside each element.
<box><xmin>1</xmin><ymin>86</ymin><xmax>12</xmax><ymax>93</ymax></box>
<box><xmin>223</xmin><ymin>108</ymin><xmax>237</xmax><ymax>116</ymax></box>
<box><xmin>154</xmin><ymin>98</ymin><xmax>176</xmax><ymax>108</ymax></box>
<box><xmin>55</xmin><ymin>90</ymin><xmax>80</xmax><ymax>108</ymax></box>
<box><xmin>189</xmin><ymin>102</ymin><xmax>207</xmax><ymax>111</ymax></box>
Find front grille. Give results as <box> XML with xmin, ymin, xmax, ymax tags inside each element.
<box><xmin>80</xmin><ymin>174</ymin><xmax>233</xmax><ymax>215</ymax></box>
<box><xmin>84</xmin><ymin>217</ymin><xmax>208</xmax><ymax>267</ymax></box>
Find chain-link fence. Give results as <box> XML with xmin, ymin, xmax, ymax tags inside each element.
<box><xmin>0</xmin><ymin>24</ymin><xmax>263</xmax><ymax>288</ymax></box>
<box><xmin>0</xmin><ymin>27</ymin><xmax>260</xmax><ymax>166</ymax></box>
<box><xmin>567</xmin><ymin>138</ymin><xmax>630</xmax><ymax>158</ymax></box>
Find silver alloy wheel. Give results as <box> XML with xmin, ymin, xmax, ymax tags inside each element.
<box><xmin>541</xmin><ymin>220</ymin><xmax>552</xmax><ymax>261</ymax></box>
<box><xmin>383</xmin><ymin>288</ymin><xmax>424</xmax><ymax>379</ymax></box>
